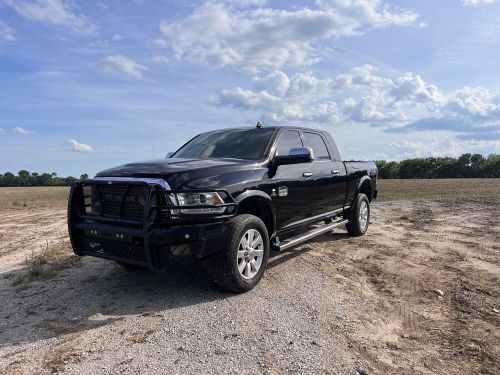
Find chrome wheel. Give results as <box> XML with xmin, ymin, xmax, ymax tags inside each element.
<box><xmin>237</xmin><ymin>229</ymin><xmax>264</xmax><ymax>280</ymax></box>
<box><xmin>359</xmin><ymin>200</ymin><xmax>369</xmax><ymax>231</ymax></box>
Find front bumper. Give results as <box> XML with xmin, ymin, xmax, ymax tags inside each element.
<box><xmin>67</xmin><ymin>178</ymin><xmax>236</xmax><ymax>270</ymax></box>
<box><xmin>72</xmin><ymin>220</ymin><xmax>230</xmax><ymax>269</ymax></box>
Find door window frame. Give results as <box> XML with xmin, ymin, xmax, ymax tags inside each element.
<box><xmin>271</xmin><ymin>129</ymin><xmax>304</xmax><ymax>157</ymax></box>
<box><xmin>300</xmin><ymin>131</ymin><xmax>332</xmax><ymax>162</ymax></box>
<box><xmin>269</xmin><ymin>128</ymin><xmax>334</xmax><ymax>163</ymax></box>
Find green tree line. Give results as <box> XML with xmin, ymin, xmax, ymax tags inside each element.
<box><xmin>376</xmin><ymin>153</ymin><xmax>499</xmax><ymax>179</ymax></box>
<box><xmin>0</xmin><ymin>171</ymin><xmax>89</xmax><ymax>187</ymax></box>
<box><xmin>0</xmin><ymin>153</ymin><xmax>499</xmax><ymax>186</ymax></box>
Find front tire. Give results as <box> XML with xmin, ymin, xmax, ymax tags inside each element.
<box><xmin>210</xmin><ymin>214</ymin><xmax>270</xmax><ymax>293</ymax></box>
<box><xmin>346</xmin><ymin>193</ymin><xmax>370</xmax><ymax>236</ymax></box>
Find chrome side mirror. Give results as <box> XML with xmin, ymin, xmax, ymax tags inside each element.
<box><xmin>274</xmin><ymin>147</ymin><xmax>314</xmax><ymax>165</ymax></box>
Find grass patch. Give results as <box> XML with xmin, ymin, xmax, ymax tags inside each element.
<box><xmin>11</xmin><ymin>200</ymin><xmax>28</xmax><ymax>208</ymax></box>
<box><xmin>0</xmin><ymin>186</ymin><xmax>69</xmax><ymax>211</ymax></box>
<box><xmin>11</xmin><ymin>240</ymin><xmax>73</xmax><ymax>286</ymax></box>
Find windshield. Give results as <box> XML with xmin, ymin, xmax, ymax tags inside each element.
<box><xmin>172</xmin><ymin>128</ymin><xmax>276</xmax><ymax>160</ymax></box>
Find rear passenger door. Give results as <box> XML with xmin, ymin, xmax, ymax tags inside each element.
<box><xmin>271</xmin><ymin>130</ymin><xmax>314</xmax><ymax>229</ymax></box>
<box><xmin>302</xmin><ymin>131</ymin><xmax>346</xmax><ymax>216</ymax></box>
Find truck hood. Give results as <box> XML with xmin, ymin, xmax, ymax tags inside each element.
<box><xmin>95</xmin><ymin>158</ymin><xmax>261</xmax><ymax>190</ymax></box>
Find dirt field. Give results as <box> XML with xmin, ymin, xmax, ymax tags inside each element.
<box><xmin>0</xmin><ymin>180</ymin><xmax>499</xmax><ymax>374</ymax></box>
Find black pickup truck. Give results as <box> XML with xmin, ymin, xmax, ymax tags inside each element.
<box><xmin>68</xmin><ymin>125</ymin><xmax>377</xmax><ymax>292</ymax></box>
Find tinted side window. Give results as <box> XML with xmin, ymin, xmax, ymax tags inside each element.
<box><xmin>276</xmin><ymin>130</ymin><xmax>303</xmax><ymax>156</ymax></box>
<box><xmin>303</xmin><ymin>132</ymin><xmax>330</xmax><ymax>160</ymax></box>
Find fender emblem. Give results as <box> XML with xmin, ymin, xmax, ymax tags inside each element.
<box><xmin>278</xmin><ymin>186</ymin><xmax>288</xmax><ymax>197</ymax></box>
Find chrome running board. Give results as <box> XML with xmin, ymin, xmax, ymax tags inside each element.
<box><xmin>273</xmin><ymin>219</ymin><xmax>348</xmax><ymax>252</ymax></box>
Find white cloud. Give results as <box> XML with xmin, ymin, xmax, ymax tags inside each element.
<box><xmin>0</xmin><ymin>19</ymin><xmax>15</xmax><ymax>41</ymax></box>
<box><xmin>333</xmin><ymin>65</ymin><xmax>391</xmax><ymax>89</ymax></box>
<box><xmin>69</xmin><ymin>139</ymin><xmax>93</xmax><ymax>153</ymax></box>
<box><xmin>2</xmin><ymin>0</ymin><xmax>95</xmax><ymax>34</ymax></box>
<box><xmin>112</xmin><ymin>33</ymin><xmax>122</xmax><ymax>42</ymax></box>
<box><xmin>152</xmin><ymin>55</ymin><xmax>169</xmax><ymax>64</ymax></box>
<box><xmin>215</xmin><ymin>68</ymin><xmax>400</xmax><ymax>124</ymax></box>
<box><xmin>389</xmin><ymin>138</ymin><xmax>500</xmax><ymax>159</ymax></box>
<box><xmin>287</xmin><ymin>72</ymin><xmax>333</xmax><ymax>100</ymax></box>
<box><xmin>0</xmin><ymin>128</ymin><xmax>5</xmax><ymax>136</ymax></box>
<box><xmin>315</xmin><ymin>0</ymin><xmax>419</xmax><ymax>27</ymax></box>
<box><xmin>223</xmin><ymin>0</ymin><xmax>268</xmax><ymax>7</ymax></box>
<box><xmin>158</xmin><ymin>1</ymin><xmax>418</xmax><ymax>73</ymax></box>
<box><xmin>100</xmin><ymin>55</ymin><xmax>148</xmax><ymax>79</ymax></box>
<box><xmin>213</xmin><ymin>66</ymin><xmax>500</xmax><ymax>142</ymax></box>
<box><xmin>461</xmin><ymin>0</ymin><xmax>496</xmax><ymax>6</ymax></box>
<box><xmin>214</xmin><ymin>71</ymin><xmax>338</xmax><ymax>123</ymax></box>
<box><xmin>446</xmin><ymin>86</ymin><xmax>500</xmax><ymax>117</ymax></box>
<box><xmin>13</xmin><ymin>126</ymin><xmax>33</xmax><ymax>134</ymax></box>
<box><xmin>390</xmin><ymin>72</ymin><xmax>444</xmax><ymax>105</ymax></box>
<box><xmin>342</xmin><ymin>94</ymin><xmax>406</xmax><ymax>123</ymax></box>
<box><xmin>252</xmin><ymin>71</ymin><xmax>290</xmax><ymax>97</ymax></box>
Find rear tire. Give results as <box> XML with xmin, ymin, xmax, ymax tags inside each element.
<box><xmin>346</xmin><ymin>193</ymin><xmax>370</xmax><ymax>237</ymax></box>
<box><xmin>209</xmin><ymin>214</ymin><xmax>270</xmax><ymax>293</ymax></box>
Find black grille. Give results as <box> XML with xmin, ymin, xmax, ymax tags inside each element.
<box><xmin>94</xmin><ymin>184</ymin><xmax>146</xmax><ymax>221</ymax></box>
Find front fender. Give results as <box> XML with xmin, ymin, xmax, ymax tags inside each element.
<box><xmin>234</xmin><ymin>190</ymin><xmax>277</xmax><ymax>237</ymax></box>
<box><xmin>234</xmin><ymin>189</ymin><xmax>273</xmax><ymax>205</ymax></box>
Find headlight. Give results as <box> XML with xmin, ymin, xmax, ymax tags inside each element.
<box><xmin>175</xmin><ymin>192</ymin><xmax>226</xmax><ymax>214</ymax></box>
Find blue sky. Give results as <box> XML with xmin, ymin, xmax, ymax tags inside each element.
<box><xmin>1</xmin><ymin>0</ymin><xmax>499</xmax><ymax>177</ymax></box>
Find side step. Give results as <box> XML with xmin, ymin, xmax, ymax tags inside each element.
<box><xmin>273</xmin><ymin>219</ymin><xmax>348</xmax><ymax>252</ymax></box>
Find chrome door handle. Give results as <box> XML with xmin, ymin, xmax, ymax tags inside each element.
<box><xmin>331</xmin><ymin>170</ymin><xmax>340</xmax><ymax>175</ymax></box>
<box><xmin>303</xmin><ymin>172</ymin><xmax>313</xmax><ymax>177</ymax></box>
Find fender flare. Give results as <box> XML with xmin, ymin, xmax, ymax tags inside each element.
<box><xmin>356</xmin><ymin>175</ymin><xmax>373</xmax><ymax>200</ymax></box>
<box><xmin>234</xmin><ymin>190</ymin><xmax>276</xmax><ymax>236</ymax></box>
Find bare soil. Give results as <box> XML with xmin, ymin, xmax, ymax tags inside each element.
<box><xmin>0</xmin><ymin>180</ymin><xmax>499</xmax><ymax>374</ymax></box>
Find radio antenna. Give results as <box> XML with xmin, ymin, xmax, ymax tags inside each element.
<box><xmin>152</xmin><ymin>121</ymin><xmax>155</xmax><ymax>159</ymax></box>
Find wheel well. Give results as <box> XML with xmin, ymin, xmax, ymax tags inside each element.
<box><xmin>358</xmin><ymin>180</ymin><xmax>373</xmax><ymax>202</ymax></box>
<box><xmin>237</xmin><ymin>198</ymin><xmax>274</xmax><ymax>236</ymax></box>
